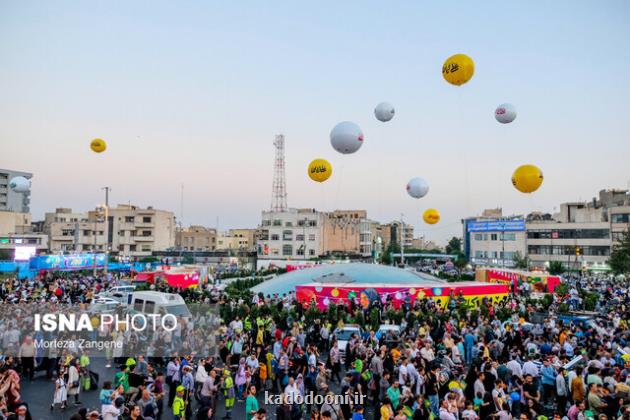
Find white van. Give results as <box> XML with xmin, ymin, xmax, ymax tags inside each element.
<box><xmin>96</xmin><ymin>285</ymin><xmax>137</xmax><ymax>303</ymax></box>
<box><xmin>128</xmin><ymin>291</ymin><xmax>192</xmax><ymax>318</ymax></box>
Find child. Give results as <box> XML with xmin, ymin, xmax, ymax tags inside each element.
<box><xmin>462</xmin><ymin>400</ymin><xmax>479</xmax><ymax>420</ymax></box>
<box><xmin>473</xmin><ymin>392</ymin><xmax>484</xmax><ymax>412</ymax></box>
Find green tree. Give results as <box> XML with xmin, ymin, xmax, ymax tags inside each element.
<box><xmin>445</xmin><ymin>237</ymin><xmax>462</xmax><ymax>255</ymax></box>
<box><xmin>512</xmin><ymin>251</ymin><xmax>530</xmax><ymax>270</ymax></box>
<box><xmin>382</xmin><ymin>242</ymin><xmax>401</xmax><ymax>265</ymax></box>
<box><xmin>609</xmin><ymin>226</ymin><xmax>630</xmax><ymax>274</ymax></box>
<box><xmin>548</xmin><ymin>261</ymin><xmax>565</xmax><ymax>275</ymax></box>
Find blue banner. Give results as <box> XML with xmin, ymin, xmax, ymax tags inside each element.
<box><xmin>467</xmin><ymin>220</ymin><xmax>525</xmax><ymax>232</ymax></box>
<box><xmin>29</xmin><ymin>254</ymin><xmax>107</xmax><ymax>271</ymax></box>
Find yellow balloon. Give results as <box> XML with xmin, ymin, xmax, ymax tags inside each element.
<box><xmin>423</xmin><ymin>208</ymin><xmax>440</xmax><ymax>224</ymax></box>
<box><xmin>442</xmin><ymin>54</ymin><xmax>475</xmax><ymax>86</ymax></box>
<box><xmin>90</xmin><ymin>138</ymin><xmax>107</xmax><ymax>153</ymax></box>
<box><xmin>331</xmin><ymin>288</ymin><xmax>339</xmax><ymax>298</ymax></box>
<box><xmin>511</xmin><ymin>164</ymin><xmax>544</xmax><ymax>193</ymax></box>
<box><xmin>308</xmin><ymin>158</ymin><xmax>332</xmax><ymax>183</ymax></box>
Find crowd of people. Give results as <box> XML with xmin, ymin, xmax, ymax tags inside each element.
<box><xmin>0</xmin><ymin>269</ymin><xmax>628</xmax><ymax>420</ymax></box>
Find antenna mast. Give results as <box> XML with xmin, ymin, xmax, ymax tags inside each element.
<box><xmin>271</xmin><ymin>134</ymin><xmax>288</xmax><ymax>212</ymax></box>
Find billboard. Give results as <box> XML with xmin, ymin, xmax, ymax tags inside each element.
<box><xmin>30</xmin><ymin>253</ymin><xmax>107</xmax><ymax>271</ymax></box>
<box><xmin>14</xmin><ymin>246</ymin><xmax>37</xmax><ymax>261</ymax></box>
<box><xmin>467</xmin><ymin>219</ymin><xmax>525</xmax><ymax>232</ymax></box>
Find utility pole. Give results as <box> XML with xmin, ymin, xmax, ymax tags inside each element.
<box><xmin>102</xmin><ymin>187</ymin><xmax>111</xmax><ymax>276</ymax></box>
<box><xmin>400</xmin><ymin>213</ymin><xmax>405</xmax><ymax>267</ymax></box>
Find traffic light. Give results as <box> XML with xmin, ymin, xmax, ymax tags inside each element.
<box><xmin>575</xmin><ymin>246</ymin><xmax>581</xmax><ymax>256</ymax></box>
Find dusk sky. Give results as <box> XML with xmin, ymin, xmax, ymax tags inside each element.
<box><xmin>2</xmin><ymin>1</ymin><xmax>629</xmax><ymax>245</ymax></box>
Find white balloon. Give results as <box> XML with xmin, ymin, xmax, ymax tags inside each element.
<box><xmin>406</xmin><ymin>177</ymin><xmax>429</xmax><ymax>199</ymax></box>
<box><xmin>495</xmin><ymin>103</ymin><xmax>517</xmax><ymax>124</ymax></box>
<box><xmin>9</xmin><ymin>176</ymin><xmax>30</xmax><ymax>193</ymax></box>
<box><xmin>330</xmin><ymin>121</ymin><xmax>364</xmax><ymax>154</ymax></box>
<box><xmin>374</xmin><ymin>102</ymin><xmax>395</xmax><ymax>122</ymax></box>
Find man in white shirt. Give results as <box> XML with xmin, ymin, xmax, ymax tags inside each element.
<box><xmin>284</xmin><ymin>377</ymin><xmax>300</xmax><ymax>404</ymax></box>
<box><xmin>523</xmin><ymin>357</ymin><xmax>540</xmax><ymax>378</ymax></box>
<box><xmin>507</xmin><ymin>357</ymin><xmax>523</xmax><ymax>378</ymax></box>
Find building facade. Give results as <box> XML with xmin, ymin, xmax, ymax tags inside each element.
<box><xmin>176</xmin><ymin>226</ymin><xmax>217</xmax><ymax>251</ymax></box>
<box><xmin>526</xmin><ymin>189</ymin><xmax>630</xmax><ymax>270</ymax></box>
<box><xmin>462</xmin><ymin>209</ymin><xmax>527</xmax><ymax>268</ymax></box>
<box><xmin>44</xmin><ymin>205</ymin><xmax>175</xmax><ymax>256</ymax></box>
<box><xmin>380</xmin><ymin>221</ymin><xmax>414</xmax><ymax>251</ymax></box>
<box><xmin>0</xmin><ymin>211</ymin><xmax>48</xmax><ymax>256</ymax></box>
<box><xmin>217</xmin><ymin>229</ymin><xmax>256</xmax><ymax>251</ymax></box>
<box><xmin>0</xmin><ymin>168</ymin><xmax>32</xmax><ymax>213</ymax></box>
<box><xmin>321</xmin><ymin>210</ymin><xmax>366</xmax><ymax>256</ymax></box>
<box><xmin>257</xmin><ymin>208</ymin><xmax>324</xmax><ymax>262</ymax></box>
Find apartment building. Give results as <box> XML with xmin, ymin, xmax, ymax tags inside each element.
<box><xmin>44</xmin><ymin>205</ymin><xmax>175</xmax><ymax>256</ymax></box>
<box><xmin>0</xmin><ymin>168</ymin><xmax>32</xmax><ymax>213</ymax></box>
<box><xmin>176</xmin><ymin>226</ymin><xmax>217</xmax><ymax>251</ymax></box>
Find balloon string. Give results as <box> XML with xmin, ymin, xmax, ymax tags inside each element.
<box><xmin>458</xmin><ymin>89</ymin><xmax>472</xmax><ymax>216</ymax></box>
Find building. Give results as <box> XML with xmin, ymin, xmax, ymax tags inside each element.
<box><xmin>257</xmin><ymin>208</ymin><xmax>324</xmax><ymax>265</ymax></box>
<box><xmin>380</xmin><ymin>221</ymin><xmax>414</xmax><ymax>250</ymax></box>
<box><xmin>411</xmin><ymin>236</ymin><xmax>441</xmax><ymax>251</ymax></box>
<box><xmin>0</xmin><ymin>211</ymin><xmax>48</xmax><ymax>257</ymax></box>
<box><xmin>176</xmin><ymin>226</ymin><xmax>217</xmax><ymax>251</ymax></box>
<box><xmin>0</xmin><ymin>168</ymin><xmax>32</xmax><ymax>213</ymax></box>
<box><xmin>44</xmin><ymin>204</ymin><xmax>175</xmax><ymax>256</ymax></box>
<box><xmin>462</xmin><ymin>209</ymin><xmax>527</xmax><ymax>268</ymax></box>
<box><xmin>217</xmin><ymin>229</ymin><xmax>256</xmax><ymax>251</ymax></box>
<box><xmin>321</xmin><ymin>210</ymin><xmax>366</xmax><ymax>256</ymax></box>
<box><xmin>526</xmin><ymin>189</ymin><xmax>630</xmax><ymax>270</ymax></box>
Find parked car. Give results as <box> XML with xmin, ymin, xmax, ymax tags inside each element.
<box><xmin>332</xmin><ymin>324</ymin><xmax>363</xmax><ymax>362</ymax></box>
<box><xmin>377</xmin><ymin>324</ymin><xmax>402</xmax><ymax>347</ymax></box>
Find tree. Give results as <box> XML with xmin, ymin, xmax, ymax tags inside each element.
<box><xmin>548</xmin><ymin>261</ymin><xmax>565</xmax><ymax>275</ymax></box>
<box><xmin>445</xmin><ymin>237</ymin><xmax>462</xmax><ymax>255</ymax></box>
<box><xmin>382</xmin><ymin>242</ymin><xmax>401</xmax><ymax>265</ymax></box>
<box><xmin>512</xmin><ymin>251</ymin><xmax>530</xmax><ymax>270</ymax></box>
<box><xmin>609</xmin><ymin>226</ymin><xmax>630</xmax><ymax>274</ymax></box>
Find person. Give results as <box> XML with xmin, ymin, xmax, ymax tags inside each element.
<box><xmin>221</xmin><ymin>369</ymin><xmax>235</xmax><ymax>420</ymax></box>
<box><xmin>586</xmin><ymin>383</ymin><xmax>606</xmax><ymax>417</ymax></box>
<box><xmin>7</xmin><ymin>404</ymin><xmax>32</xmax><ymax>420</ymax></box>
<box><xmin>17</xmin><ymin>337</ymin><xmax>35</xmax><ymax>382</ymax></box>
<box><xmin>172</xmin><ymin>385</ymin><xmax>187</xmax><ymax>420</ymax></box>
<box><xmin>245</xmin><ymin>385</ymin><xmax>259</xmax><ymax>420</ymax></box>
<box><xmin>51</xmin><ymin>369</ymin><xmax>68</xmax><ymax>411</ymax></box>
<box><xmin>102</xmin><ymin>397</ymin><xmax>124</xmax><ymax>420</ymax></box>
<box><xmin>380</xmin><ymin>398</ymin><xmax>394</xmax><ymax>420</ymax></box>
<box><xmin>137</xmin><ymin>389</ymin><xmax>159</xmax><ymax>420</ymax></box>
<box><xmin>125</xmin><ymin>404</ymin><xmax>145</xmax><ymax>420</ymax></box>
<box><xmin>67</xmin><ymin>359</ymin><xmax>82</xmax><ymax>406</ymax></box>
<box><xmin>351</xmin><ymin>405</ymin><xmax>364</xmax><ymax>420</ymax></box>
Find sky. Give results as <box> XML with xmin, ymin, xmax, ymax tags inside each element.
<box><xmin>1</xmin><ymin>1</ymin><xmax>629</xmax><ymax>246</ymax></box>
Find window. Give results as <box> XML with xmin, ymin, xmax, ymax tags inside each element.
<box><xmin>262</xmin><ymin>220</ymin><xmax>271</xmax><ymax>226</ymax></box>
<box><xmin>144</xmin><ymin>301</ymin><xmax>155</xmax><ymax>314</ymax></box>
<box><xmin>142</xmin><ymin>230</ymin><xmax>152</xmax><ymax>237</ymax></box>
<box><xmin>273</xmin><ymin>219</ymin><xmax>282</xmax><ymax>226</ymax></box>
<box><xmin>134</xmin><ymin>299</ymin><xmax>144</xmax><ymax>312</ymax></box>
<box><xmin>296</xmin><ymin>234</ymin><xmax>305</xmax><ymax>241</ymax></box>
<box><xmin>500</xmin><ymin>233</ymin><xmax>516</xmax><ymax>241</ymax></box>
<box><xmin>309</xmin><ymin>234</ymin><xmax>316</xmax><ymax>241</ymax></box>
<box><xmin>271</xmin><ymin>234</ymin><xmax>279</xmax><ymax>241</ymax></box>
<box><xmin>490</xmin><ymin>234</ymin><xmax>498</xmax><ymax>241</ymax></box>
<box><xmin>296</xmin><ymin>247</ymin><xmax>304</xmax><ymax>256</ymax></box>
<box><xmin>83</xmin><ymin>230</ymin><xmax>91</xmax><ymax>236</ymax></box>
<box><xmin>142</xmin><ymin>245</ymin><xmax>151</xmax><ymax>252</ymax></box>
<box><xmin>612</xmin><ymin>214</ymin><xmax>630</xmax><ymax>223</ymax></box>
<box><xmin>125</xmin><ymin>216</ymin><xmax>134</xmax><ymax>223</ymax></box>
<box><xmin>474</xmin><ymin>234</ymin><xmax>483</xmax><ymax>241</ymax></box>
<box><xmin>309</xmin><ymin>249</ymin><xmax>315</xmax><ymax>256</ymax></box>
<box><xmin>309</xmin><ymin>220</ymin><xmax>317</xmax><ymax>227</ymax></box>
<box><xmin>285</xmin><ymin>221</ymin><xmax>293</xmax><ymax>227</ymax></box>
<box><xmin>142</xmin><ymin>216</ymin><xmax>152</xmax><ymax>223</ymax></box>
<box><xmin>282</xmin><ymin>245</ymin><xmax>293</xmax><ymax>256</ymax></box>
<box><xmin>62</xmin><ymin>229</ymin><xmax>74</xmax><ymax>236</ymax></box>
<box><xmin>282</xmin><ymin>230</ymin><xmax>293</xmax><ymax>241</ymax></box>
<box><xmin>130</xmin><ymin>245</ymin><xmax>137</xmax><ymax>251</ymax></box>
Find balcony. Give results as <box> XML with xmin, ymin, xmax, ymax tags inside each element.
<box><xmin>134</xmin><ymin>222</ymin><xmax>155</xmax><ymax>228</ymax></box>
<box><xmin>133</xmin><ymin>236</ymin><xmax>154</xmax><ymax>242</ymax></box>
<box><xmin>51</xmin><ymin>236</ymin><xmax>73</xmax><ymax>241</ymax></box>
